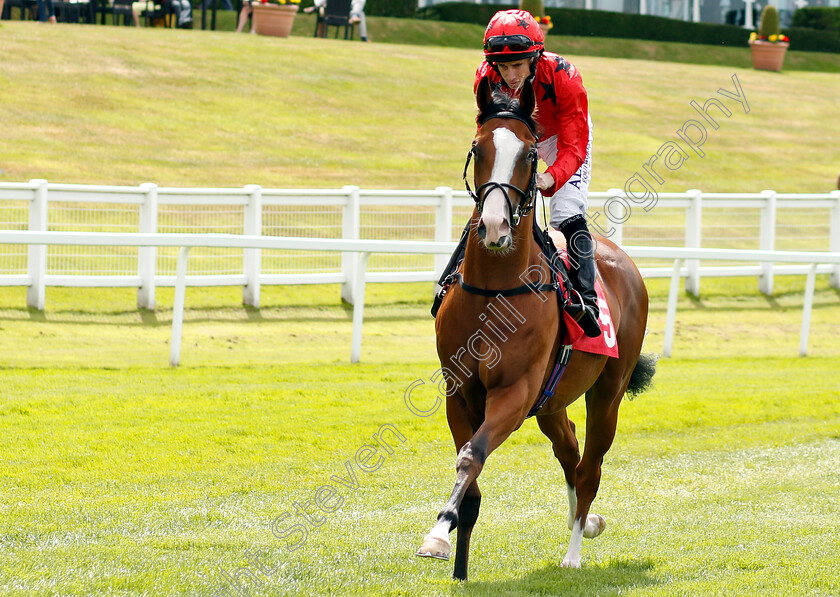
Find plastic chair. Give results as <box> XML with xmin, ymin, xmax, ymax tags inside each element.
<box><xmin>314</xmin><ymin>0</ymin><xmax>354</xmax><ymax>40</ymax></box>
<box><xmin>140</xmin><ymin>0</ymin><xmax>173</xmax><ymax>27</ymax></box>
<box><xmin>110</xmin><ymin>0</ymin><xmax>132</xmax><ymax>23</ymax></box>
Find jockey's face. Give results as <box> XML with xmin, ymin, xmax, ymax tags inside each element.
<box><xmin>497</xmin><ymin>59</ymin><xmax>531</xmax><ymax>91</ymax></box>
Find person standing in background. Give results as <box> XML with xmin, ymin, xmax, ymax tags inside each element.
<box><xmin>349</xmin><ymin>0</ymin><xmax>370</xmax><ymax>42</ymax></box>
<box><xmin>37</xmin><ymin>0</ymin><xmax>57</xmax><ymax>22</ymax></box>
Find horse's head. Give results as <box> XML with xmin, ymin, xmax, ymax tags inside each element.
<box><xmin>467</xmin><ymin>76</ymin><xmax>539</xmax><ymax>252</ymax></box>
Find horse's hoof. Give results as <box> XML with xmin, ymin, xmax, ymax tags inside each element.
<box><xmin>416</xmin><ymin>535</ymin><xmax>451</xmax><ymax>560</ymax></box>
<box><xmin>583</xmin><ymin>514</ymin><xmax>606</xmax><ymax>538</ymax></box>
<box><xmin>561</xmin><ymin>557</ymin><xmax>581</xmax><ymax>569</ymax></box>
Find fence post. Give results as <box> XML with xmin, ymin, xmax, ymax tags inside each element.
<box><xmin>684</xmin><ymin>189</ymin><xmax>702</xmax><ymax>296</ymax></box>
<box><xmin>341</xmin><ymin>185</ymin><xmax>360</xmax><ymax>305</ymax></box>
<box><xmin>26</xmin><ymin>179</ymin><xmax>48</xmax><ymax>311</ymax></box>
<box><xmin>663</xmin><ymin>258</ymin><xmax>683</xmax><ymax>358</ymax></box>
<box><xmin>831</xmin><ymin>190</ymin><xmax>840</xmax><ymax>289</ymax></box>
<box><xmin>137</xmin><ymin>183</ymin><xmax>158</xmax><ymax>310</ymax></box>
<box><xmin>170</xmin><ymin>246</ymin><xmax>191</xmax><ymax>367</ymax></box>
<box><xmin>434</xmin><ymin>186</ymin><xmax>453</xmax><ymax>277</ymax></box>
<box><xmin>242</xmin><ymin>184</ymin><xmax>262</xmax><ymax>308</ymax></box>
<box><xmin>758</xmin><ymin>189</ymin><xmax>776</xmax><ymax>295</ymax></box>
<box><xmin>350</xmin><ymin>252</ymin><xmax>370</xmax><ymax>363</ymax></box>
<box><xmin>800</xmin><ymin>263</ymin><xmax>818</xmax><ymax>357</ymax></box>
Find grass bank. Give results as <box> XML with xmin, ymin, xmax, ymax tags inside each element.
<box><xmin>0</xmin><ymin>21</ymin><xmax>838</xmax><ymax>191</ymax></box>
<box><xmin>216</xmin><ymin>11</ymin><xmax>840</xmax><ymax>73</ymax></box>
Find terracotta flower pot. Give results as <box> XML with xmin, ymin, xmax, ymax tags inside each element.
<box><xmin>749</xmin><ymin>40</ymin><xmax>789</xmax><ymax>72</ymax></box>
<box><xmin>252</xmin><ymin>3</ymin><xmax>299</xmax><ymax>38</ymax></box>
<box><xmin>538</xmin><ymin>22</ymin><xmax>551</xmax><ymax>35</ymax></box>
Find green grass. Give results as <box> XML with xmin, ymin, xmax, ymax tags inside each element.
<box><xmin>1</xmin><ymin>280</ymin><xmax>839</xmax><ymax>595</ymax></box>
<box><xmin>1</xmin><ymin>20</ymin><xmax>839</xmax><ymax>192</ymax></box>
<box><xmin>1</xmin><ymin>13</ymin><xmax>840</xmax><ymax>596</ymax></box>
<box><xmin>1</xmin><ymin>275</ymin><xmax>838</xmax><ymax>366</ymax></box>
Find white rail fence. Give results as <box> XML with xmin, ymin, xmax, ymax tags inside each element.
<box><xmin>1</xmin><ymin>231</ymin><xmax>838</xmax><ymax>364</ymax></box>
<box><xmin>2</xmin><ymin>181</ymin><xmax>839</xmax><ymax>311</ymax></box>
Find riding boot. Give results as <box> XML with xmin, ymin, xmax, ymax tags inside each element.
<box><xmin>559</xmin><ymin>215</ymin><xmax>601</xmax><ymax>338</ymax></box>
<box><xmin>431</xmin><ymin>220</ymin><xmax>470</xmax><ymax>318</ymax></box>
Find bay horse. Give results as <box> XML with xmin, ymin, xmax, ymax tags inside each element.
<box><xmin>416</xmin><ymin>77</ymin><xmax>654</xmax><ymax>579</ymax></box>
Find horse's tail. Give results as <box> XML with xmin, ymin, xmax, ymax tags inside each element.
<box><xmin>625</xmin><ymin>353</ymin><xmax>658</xmax><ymax>399</ymax></box>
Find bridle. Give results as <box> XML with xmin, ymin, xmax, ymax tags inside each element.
<box><xmin>463</xmin><ymin>111</ymin><xmax>539</xmax><ymax>228</ymax></box>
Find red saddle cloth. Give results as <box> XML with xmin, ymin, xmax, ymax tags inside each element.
<box><xmin>556</xmin><ymin>253</ymin><xmax>619</xmax><ymax>359</ymax></box>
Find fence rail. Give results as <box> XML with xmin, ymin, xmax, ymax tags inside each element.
<box><xmin>2</xmin><ymin>181</ymin><xmax>839</xmax><ymax>311</ymax></box>
<box><xmin>2</xmin><ymin>230</ymin><xmax>839</xmax><ymax>364</ymax></box>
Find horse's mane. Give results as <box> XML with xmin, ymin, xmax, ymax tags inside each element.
<box><xmin>477</xmin><ymin>88</ymin><xmax>539</xmax><ymax>136</ymax></box>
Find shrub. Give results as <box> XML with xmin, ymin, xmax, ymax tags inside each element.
<box><xmin>792</xmin><ymin>7</ymin><xmax>840</xmax><ymax>32</ymax></box>
<box><xmin>782</xmin><ymin>26</ymin><xmax>840</xmax><ymax>52</ymax></box>
<box><xmin>417</xmin><ymin>2</ymin><xmax>506</xmax><ymax>25</ymax></box>
<box><xmin>417</xmin><ymin>1</ymin><xmax>840</xmax><ymax>53</ymax></box>
<box><xmin>365</xmin><ymin>0</ymin><xmax>417</xmax><ymax>19</ymax></box>
<box><xmin>758</xmin><ymin>4</ymin><xmax>781</xmax><ymax>38</ymax></box>
<box><xmin>519</xmin><ymin>0</ymin><xmax>545</xmax><ymax>20</ymax></box>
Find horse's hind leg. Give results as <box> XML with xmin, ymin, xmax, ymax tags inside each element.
<box><xmin>563</xmin><ymin>377</ymin><xmax>625</xmax><ymax>568</ymax></box>
<box><xmin>536</xmin><ymin>410</ymin><xmax>581</xmax><ymax>532</ymax></box>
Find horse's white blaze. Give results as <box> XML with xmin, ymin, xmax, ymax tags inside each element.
<box><xmin>490</xmin><ymin>128</ymin><xmax>523</xmax><ymax>183</ymax></box>
<box><xmin>479</xmin><ymin>129</ymin><xmax>523</xmax><ymax>246</ymax></box>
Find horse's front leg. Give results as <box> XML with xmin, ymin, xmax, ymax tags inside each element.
<box><xmin>453</xmin><ymin>480</ymin><xmax>481</xmax><ymax>580</ymax></box>
<box><xmin>416</xmin><ymin>435</ymin><xmax>487</xmax><ymax>565</ymax></box>
<box><xmin>417</xmin><ymin>387</ymin><xmax>526</xmax><ymax>580</ymax></box>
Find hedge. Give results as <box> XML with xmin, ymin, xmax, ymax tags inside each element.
<box><xmin>285</xmin><ymin>0</ymin><xmax>417</xmax><ymax>19</ymax></box>
<box><xmin>792</xmin><ymin>7</ymin><xmax>840</xmax><ymax>32</ymax></box>
<box><xmin>781</xmin><ymin>25</ymin><xmax>840</xmax><ymax>52</ymax></box>
<box><xmin>417</xmin><ymin>1</ymin><xmax>840</xmax><ymax>53</ymax></box>
<box><xmin>365</xmin><ymin>0</ymin><xmax>418</xmax><ymax>19</ymax></box>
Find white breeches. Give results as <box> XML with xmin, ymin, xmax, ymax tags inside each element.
<box><xmin>537</xmin><ymin>113</ymin><xmax>593</xmax><ymax>229</ymax></box>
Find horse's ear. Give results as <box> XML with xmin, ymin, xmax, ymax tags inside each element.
<box><xmin>476</xmin><ymin>76</ymin><xmax>493</xmax><ymax>112</ymax></box>
<box><xmin>520</xmin><ymin>79</ymin><xmax>536</xmax><ymax>118</ymax></box>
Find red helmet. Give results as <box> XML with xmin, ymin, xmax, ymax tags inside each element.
<box><xmin>483</xmin><ymin>9</ymin><xmax>545</xmax><ymax>63</ymax></box>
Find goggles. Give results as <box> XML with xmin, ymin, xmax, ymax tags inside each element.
<box><xmin>483</xmin><ymin>34</ymin><xmax>537</xmax><ymax>54</ymax></box>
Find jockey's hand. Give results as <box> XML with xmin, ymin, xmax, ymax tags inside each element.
<box><xmin>536</xmin><ymin>172</ymin><xmax>555</xmax><ymax>191</ymax></box>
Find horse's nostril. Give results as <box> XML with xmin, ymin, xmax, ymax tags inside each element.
<box><xmin>477</xmin><ymin>223</ymin><xmax>487</xmax><ymax>240</ymax></box>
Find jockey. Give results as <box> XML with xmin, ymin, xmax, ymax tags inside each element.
<box><xmin>434</xmin><ymin>8</ymin><xmax>601</xmax><ymax>337</ymax></box>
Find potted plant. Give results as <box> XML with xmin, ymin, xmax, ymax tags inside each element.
<box><xmin>252</xmin><ymin>0</ymin><xmax>300</xmax><ymax>38</ymax></box>
<box><xmin>519</xmin><ymin>0</ymin><xmax>552</xmax><ymax>35</ymax></box>
<box><xmin>749</xmin><ymin>5</ymin><xmax>790</xmax><ymax>72</ymax></box>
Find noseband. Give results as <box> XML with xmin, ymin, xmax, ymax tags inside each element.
<box><xmin>463</xmin><ymin>112</ymin><xmax>539</xmax><ymax>227</ymax></box>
